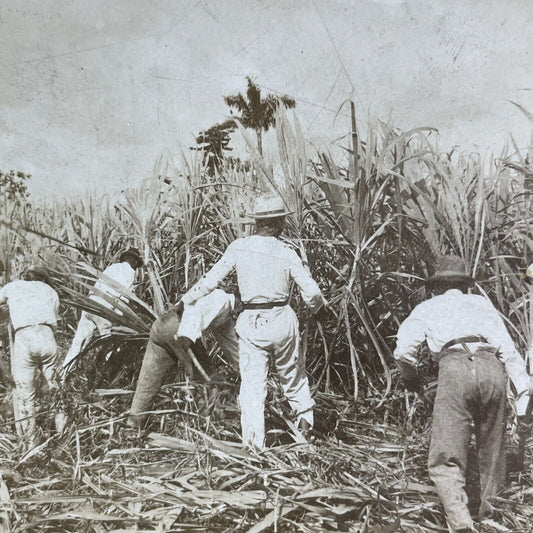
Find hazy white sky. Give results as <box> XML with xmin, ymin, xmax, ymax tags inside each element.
<box><xmin>1</xmin><ymin>0</ymin><xmax>532</xmax><ymax>196</ymax></box>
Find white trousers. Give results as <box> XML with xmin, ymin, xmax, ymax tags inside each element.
<box><xmin>63</xmin><ymin>311</ymin><xmax>112</xmax><ymax>368</ymax></box>
<box><xmin>235</xmin><ymin>306</ymin><xmax>314</xmax><ymax>450</ymax></box>
<box><xmin>11</xmin><ymin>325</ymin><xmax>63</xmax><ymax>442</ymax></box>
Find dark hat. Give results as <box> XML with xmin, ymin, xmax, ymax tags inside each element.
<box><xmin>119</xmin><ymin>248</ymin><xmax>143</xmax><ymax>267</ymax></box>
<box><xmin>23</xmin><ymin>264</ymin><xmax>52</xmax><ymax>284</ymax></box>
<box><xmin>426</xmin><ymin>254</ymin><xmax>474</xmax><ymax>285</ymax></box>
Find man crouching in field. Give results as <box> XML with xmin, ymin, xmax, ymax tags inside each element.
<box><xmin>394</xmin><ymin>255</ymin><xmax>533</xmax><ymax>533</ymax></box>
<box><xmin>0</xmin><ymin>265</ymin><xmax>67</xmax><ymax>449</ymax></box>
<box><xmin>128</xmin><ymin>289</ymin><xmax>238</xmax><ymax>428</ymax></box>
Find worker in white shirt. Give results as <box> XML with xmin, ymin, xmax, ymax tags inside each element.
<box><xmin>62</xmin><ymin>248</ymin><xmax>143</xmax><ymax>371</ymax></box>
<box><xmin>128</xmin><ymin>289</ymin><xmax>238</xmax><ymax>428</ymax></box>
<box><xmin>394</xmin><ymin>254</ymin><xmax>533</xmax><ymax>533</ymax></box>
<box><xmin>181</xmin><ymin>194</ymin><xmax>326</xmax><ymax>450</ymax></box>
<box><xmin>0</xmin><ymin>265</ymin><xmax>66</xmax><ymax>448</ymax></box>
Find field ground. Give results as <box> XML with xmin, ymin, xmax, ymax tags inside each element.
<box><xmin>0</xmin><ymin>357</ymin><xmax>532</xmax><ymax>533</ymax></box>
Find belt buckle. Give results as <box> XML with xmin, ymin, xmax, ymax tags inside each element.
<box><xmin>461</xmin><ymin>342</ymin><xmax>475</xmax><ymax>361</ymax></box>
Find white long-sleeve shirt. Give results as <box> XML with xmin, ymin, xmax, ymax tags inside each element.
<box><xmin>178</xmin><ymin>289</ymin><xmax>235</xmax><ymax>342</ymax></box>
<box><xmin>90</xmin><ymin>262</ymin><xmax>136</xmax><ymax>308</ymax></box>
<box><xmin>182</xmin><ymin>235</ymin><xmax>325</xmax><ymax>313</ymax></box>
<box><xmin>0</xmin><ymin>280</ymin><xmax>59</xmax><ymax>330</ymax></box>
<box><xmin>394</xmin><ymin>289</ymin><xmax>530</xmax><ymax>414</ymax></box>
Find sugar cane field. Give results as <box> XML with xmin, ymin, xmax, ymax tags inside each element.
<box><xmin>1</xmin><ymin>104</ymin><xmax>533</xmax><ymax>533</ymax></box>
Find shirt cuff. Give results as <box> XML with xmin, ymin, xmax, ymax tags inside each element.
<box><xmin>181</xmin><ymin>292</ymin><xmax>196</xmax><ymax>306</ymax></box>
<box><xmin>393</xmin><ymin>350</ymin><xmax>418</xmax><ymax>366</ymax></box>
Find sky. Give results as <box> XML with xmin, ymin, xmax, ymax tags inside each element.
<box><xmin>0</xmin><ymin>0</ymin><xmax>532</xmax><ymax>197</ymax></box>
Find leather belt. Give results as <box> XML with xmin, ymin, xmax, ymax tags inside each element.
<box><xmin>241</xmin><ymin>300</ymin><xmax>288</xmax><ymax>310</ymax></box>
<box><xmin>441</xmin><ymin>335</ymin><xmax>488</xmax><ymax>351</ymax></box>
<box><xmin>14</xmin><ymin>323</ymin><xmax>55</xmax><ymax>335</ymax></box>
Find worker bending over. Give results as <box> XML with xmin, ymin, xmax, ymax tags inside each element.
<box><xmin>128</xmin><ymin>289</ymin><xmax>238</xmax><ymax>428</ymax></box>
<box><xmin>394</xmin><ymin>255</ymin><xmax>532</xmax><ymax>532</ymax></box>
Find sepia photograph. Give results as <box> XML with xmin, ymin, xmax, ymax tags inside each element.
<box><xmin>1</xmin><ymin>1</ymin><xmax>533</xmax><ymax>531</ymax></box>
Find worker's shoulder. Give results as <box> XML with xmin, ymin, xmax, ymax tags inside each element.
<box><xmin>223</xmin><ymin>236</ymin><xmax>248</xmax><ymax>253</ymax></box>
<box><xmin>229</xmin><ymin>235</ymin><xmax>298</xmax><ymax>259</ymax></box>
<box><xmin>445</xmin><ymin>290</ymin><xmax>494</xmax><ymax>307</ymax></box>
<box><xmin>228</xmin><ymin>235</ymin><xmax>285</xmax><ymax>249</ymax></box>
<box><xmin>0</xmin><ymin>280</ymin><xmax>16</xmax><ymax>296</ymax></box>
<box><xmin>45</xmin><ymin>281</ymin><xmax>59</xmax><ymax>293</ymax></box>
<box><xmin>12</xmin><ymin>279</ymin><xmax>58</xmax><ymax>297</ymax></box>
<box><xmin>103</xmin><ymin>262</ymin><xmax>126</xmax><ymax>274</ymax></box>
<box><xmin>3</xmin><ymin>279</ymin><xmax>29</xmax><ymax>292</ymax></box>
<box><xmin>259</xmin><ymin>236</ymin><xmax>299</xmax><ymax>257</ymax></box>
<box><xmin>35</xmin><ymin>280</ymin><xmax>59</xmax><ymax>298</ymax></box>
<box><xmin>274</xmin><ymin>240</ymin><xmax>303</xmax><ymax>264</ymax></box>
<box><xmin>466</xmin><ymin>292</ymin><xmax>499</xmax><ymax>311</ymax></box>
<box><xmin>424</xmin><ymin>290</ymin><xmax>492</xmax><ymax>310</ymax></box>
<box><xmin>228</xmin><ymin>236</ymin><xmax>249</xmax><ymax>246</ymax></box>
<box><xmin>102</xmin><ymin>261</ymin><xmax>134</xmax><ymax>279</ymax></box>
<box><xmin>409</xmin><ymin>295</ymin><xmax>435</xmax><ymax>315</ymax></box>
<box><xmin>277</xmin><ymin>238</ymin><xmax>296</xmax><ymax>251</ymax></box>
<box><xmin>409</xmin><ymin>291</ymin><xmax>453</xmax><ymax>314</ymax></box>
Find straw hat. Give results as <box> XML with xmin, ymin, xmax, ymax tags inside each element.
<box><xmin>248</xmin><ymin>194</ymin><xmax>294</xmax><ymax>219</ymax></box>
<box><xmin>426</xmin><ymin>254</ymin><xmax>474</xmax><ymax>285</ymax></box>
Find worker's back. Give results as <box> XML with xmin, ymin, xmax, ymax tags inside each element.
<box><xmin>0</xmin><ymin>280</ymin><xmax>59</xmax><ymax>330</ymax></box>
<box><xmin>229</xmin><ymin>235</ymin><xmax>323</xmax><ymax>310</ymax></box>
<box><xmin>231</xmin><ymin>235</ymin><xmax>294</xmax><ymax>302</ymax></box>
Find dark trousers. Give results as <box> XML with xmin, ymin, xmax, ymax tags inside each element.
<box><xmin>128</xmin><ymin>311</ymin><xmax>211</xmax><ymax>427</ymax></box>
<box><xmin>129</xmin><ymin>307</ymin><xmax>238</xmax><ymax>428</ymax></box>
<box><xmin>428</xmin><ymin>348</ymin><xmax>506</xmax><ymax>532</ymax></box>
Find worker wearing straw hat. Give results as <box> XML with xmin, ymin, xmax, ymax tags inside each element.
<box><xmin>394</xmin><ymin>254</ymin><xmax>533</xmax><ymax>533</ymax></box>
<box><xmin>62</xmin><ymin>248</ymin><xmax>143</xmax><ymax>371</ymax></box>
<box><xmin>180</xmin><ymin>193</ymin><xmax>325</xmax><ymax>450</ymax></box>
<box><xmin>0</xmin><ymin>265</ymin><xmax>67</xmax><ymax>448</ymax></box>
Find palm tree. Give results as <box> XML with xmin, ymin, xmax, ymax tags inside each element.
<box><xmin>192</xmin><ymin>119</ymin><xmax>236</xmax><ymax>174</ymax></box>
<box><xmin>224</xmin><ymin>77</ymin><xmax>296</xmax><ymax>155</ymax></box>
